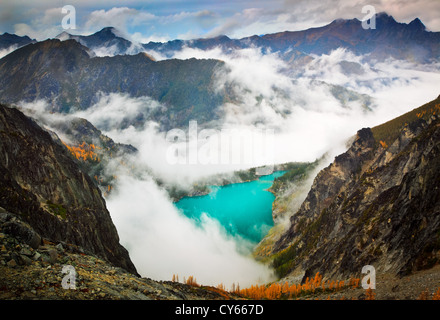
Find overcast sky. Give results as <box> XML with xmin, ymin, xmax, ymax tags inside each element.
<box><xmin>1</xmin><ymin>0</ymin><xmax>439</xmax><ymax>42</ymax></box>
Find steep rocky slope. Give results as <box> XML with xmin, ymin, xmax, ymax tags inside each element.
<box><xmin>270</xmin><ymin>96</ymin><xmax>440</xmax><ymax>282</ymax></box>
<box><xmin>0</xmin><ymin>104</ymin><xmax>137</xmax><ymax>274</ymax></box>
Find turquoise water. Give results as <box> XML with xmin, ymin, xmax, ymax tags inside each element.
<box><xmin>174</xmin><ymin>171</ymin><xmax>286</xmax><ymax>243</ymax></box>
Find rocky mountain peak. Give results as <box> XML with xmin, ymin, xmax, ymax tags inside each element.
<box><xmin>94</xmin><ymin>27</ymin><xmax>122</xmax><ymax>40</ymax></box>
<box><xmin>408</xmin><ymin>17</ymin><xmax>426</xmax><ymax>31</ymax></box>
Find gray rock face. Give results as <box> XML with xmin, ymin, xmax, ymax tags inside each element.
<box><xmin>0</xmin><ymin>211</ymin><xmax>41</xmax><ymax>249</ymax></box>
<box><xmin>272</xmin><ymin>100</ymin><xmax>440</xmax><ymax>281</ymax></box>
<box><xmin>0</xmin><ymin>104</ymin><xmax>138</xmax><ymax>275</ymax></box>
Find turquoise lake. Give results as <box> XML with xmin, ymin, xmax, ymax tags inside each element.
<box><xmin>174</xmin><ymin>171</ymin><xmax>286</xmax><ymax>243</ymax></box>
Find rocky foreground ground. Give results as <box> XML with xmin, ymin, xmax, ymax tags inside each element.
<box><xmin>1</xmin><ymin>208</ymin><xmax>440</xmax><ymax>301</ymax></box>
<box><xmin>0</xmin><ymin>209</ymin><xmax>239</xmax><ymax>300</ymax></box>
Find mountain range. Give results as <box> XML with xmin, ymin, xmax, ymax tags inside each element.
<box><xmin>0</xmin><ymin>33</ymin><xmax>35</xmax><ymax>51</ymax></box>
<box><xmin>143</xmin><ymin>13</ymin><xmax>440</xmax><ymax>63</ymax></box>
<box><xmin>37</xmin><ymin>13</ymin><xmax>438</xmax><ymax>63</ymax></box>
<box><xmin>2</xmin><ymin>12</ymin><xmax>438</xmax><ymax>63</ymax></box>
<box><xmin>0</xmin><ymin>103</ymin><xmax>137</xmax><ymax>274</ymax></box>
<box><xmin>1</xmin><ymin>94</ymin><xmax>439</xmax><ymax>299</ymax></box>
<box><xmin>0</xmin><ymin>12</ymin><xmax>437</xmax><ymax>131</ymax></box>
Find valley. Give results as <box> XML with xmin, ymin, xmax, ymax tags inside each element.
<box><xmin>0</xmin><ymin>3</ymin><xmax>440</xmax><ymax>303</ymax></box>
